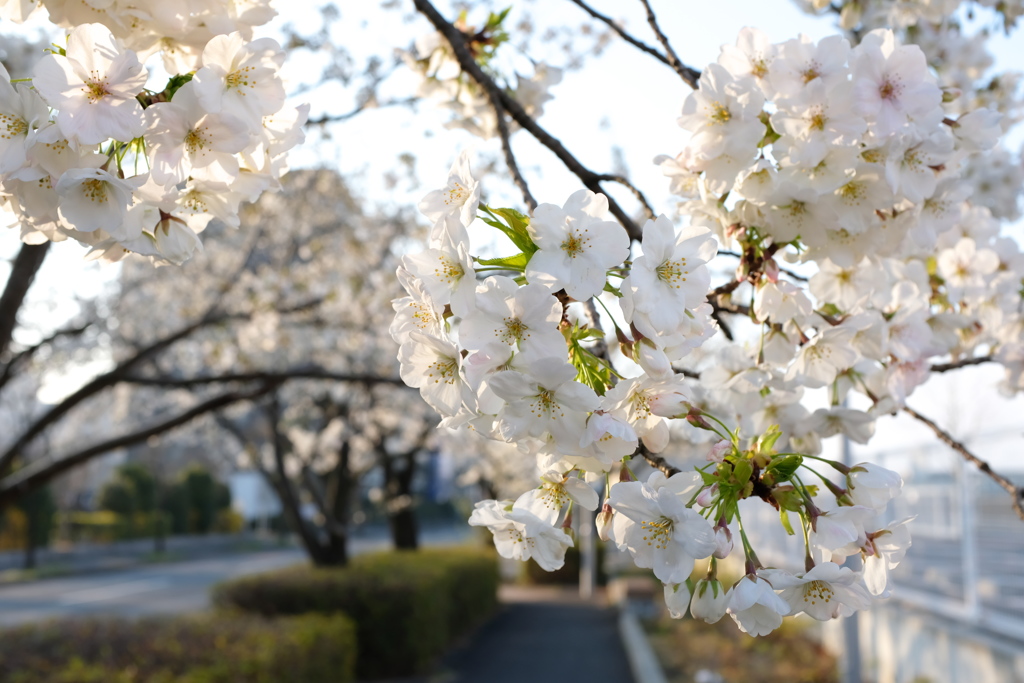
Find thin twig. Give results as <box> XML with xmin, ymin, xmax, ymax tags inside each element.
<box><xmin>717</xmin><ymin>249</ymin><xmax>809</xmax><ymax>283</ymax></box>
<box><xmin>566</xmin><ymin>0</ymin><xmax>674</xmax><ymax>69</ymax></box>
<box><xmin>122</xmin><ymin>368</ymin><xmax>407</xmax><ymax>389</ymax></box>
<box><xmin>636</xmin><ymin>443</ymin><xmax>681</xmax><ymax>477</ymax></box>
<box><xmin>595</xmin><ymin>174</ymin><xmax>656</xmax><ymax>221</ymax></box>
<box><xmin>903</xmin><ymin>404</ymin><xmax>1024</xmax><ymax>522</ymax></box>
<box><xmin>637</xmin><ymin>0</ymin><xmax>701</xmax><ymax>88</ymax></box>
<box><xmin>487</xmin><ymin>84</ymin><xmax>537</xmax><ymax>211</ymax></box>
<box><xmin>0</xmin><ymin>323</ymin><xmax>91</xmax><ymax>392</ymax></box>
<box><xmin>413</xmin><ymin>0</ymin><xmax>645</xmax><ymax>240</ymax></box>
<box><xmin>306</xmin><ymin>96</ymin><xmax>418</xmax><ymax>125</ymax></box>
<box><xmin>930</xmin><ymin>356</ymin><xmax>993</xmax><ymax>373</ymax></box>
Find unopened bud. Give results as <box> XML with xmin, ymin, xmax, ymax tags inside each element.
<box><xmin>706</xmin><ymin>440</ymin><xmax>731</xmax><ymax>463</ymax></box>
<box><xmin>596</xmin><ymin>503</ymin><xmax>614</xmax><ymax>542</ymax></box>
<box><xmin>696</xmin><ymin>483</ymin><xmax>718</xmax><ymax>508</ymax></box>
<box><xmin>942</xmin><ymin>87</ymin><xmax>962</xmax><ymax>103</ymax></box>
<box><xmin>713</xmin><ymin>525</ymin><xmax>733</xmax><ymax>559</ymax></box>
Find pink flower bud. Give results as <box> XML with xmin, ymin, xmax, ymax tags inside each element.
<box><xmin>706</xmin><ymin>440</ymin><xmax>731</xmax><ymax>463</ymax></box>
<box><xmin>713</xmin><ymin>525</ymin><xmax>733</xmax><ymax>559</ymax></box>
<box><xmin>596</xmin><ymin>503</ymin><xmax>614</xmax><ymax>542</ymax></box>
<box><xmin>696</xmin><ymin>483</ymin><xmax>718</xmax><ymax>508</ymax></box>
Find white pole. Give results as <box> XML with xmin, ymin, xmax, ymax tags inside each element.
<box><xmin>579</xmin><ymin>505</ymin><xmax>595</xmax><ymax>600</ymax></box>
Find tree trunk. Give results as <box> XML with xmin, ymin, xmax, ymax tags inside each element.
<box><xmin>385</xmin><ymin>451</ymin><xmax>419</xmax><ymax>550</ymax></box>
<box><xmin>0</xmin><ymin>242</ymin><xmax>51</xmax><ymax>361</ymax></box>
<box><xmin>23</xmin><ymin>511</ymin><xmax>36</xmax><ymax>570</ymax></box>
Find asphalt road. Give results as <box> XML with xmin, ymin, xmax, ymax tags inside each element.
<box><xmin>0</xmin><ymin>548</ymin><xmax>307</xmax><ymax>626</ymax></box>
<box><xmin>0</xmin><ymin>525</ymin><xmax>473</xmax><ymax>627</ymax></box>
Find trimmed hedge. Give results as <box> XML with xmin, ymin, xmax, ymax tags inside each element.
<box><xmin>0</xmin><ymin>612</ymin><xmax>356</xmax><ymax>683</ymax></box>
<box><xmin>213</xmin><ymin>547</ymin><xmax>499</xmax><ymax>680</ymax></box>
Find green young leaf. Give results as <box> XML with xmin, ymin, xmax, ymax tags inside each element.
<box><xmin>765</xmin><ymin>454</ymin><xmax>803</xmax><ymax>483</ymax></box>
<box><xmin>475</xmin><ymin>252</ymin><xmax>530</xmax><ymax>271</ymax></box>
<box><xmin>479</xmin><ymin>205</ymin><xmax>537</xmax><ymax>256</ymax></box>
<box><xmin>731</xmin><ymin>459</ymin><xmax>753</xmax><ymax>486</ymax></box>
<box><xmin>779</xmin><ymin>509</ymin><xmax>796</xmax><ymax>536</ymax></box>
<box><xmin>603</xmin><ymin>281</ymin><xmax>623</xmax><ymax>297</ymax></box>
<box><xmin>163</xmin><ymin>73</ymin><xmax>194</xmax><ymax>101</ymax></box>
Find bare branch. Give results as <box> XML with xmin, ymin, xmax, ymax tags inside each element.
<box><xmin>0</xmin><ymin>322</ymin><xmax>91</xmax><ymax>392</ymax></box>
<box><xmin>0</xmin><ymin>383</ymin><xmax>278</xmax><ymax>506</ymax></box>
<box><xmin>717</xmin><ymin>249</ymin><xmax>809</xmax><ymax>283</ymax></box>
<box><xmin>485</xmin><ymin>81</ymin><xmax>537</xmax><ymax>211</ymax></box>
<box><xmin>637</xmin><ymin>0</ymin><xmax>701</xmax><ymax>88</ymax></box>
<box><xmin>306</xmin><ymin>96</ymin><xmax>418</xmax><ymax>126</ymax></box>
<box><xmin>595</xmin><ymin>174</ymin><xmax>656</xmax><ymax>221</ymax></box>
<box><xmin>566</xmin><ymin>0</ymin><xmax>675</xmax><ymax>69</ymax></box>
<box><xmin>121</xmin><ymin>368</ymin><xmax>407</xmax><ymax>389</ymax></box>
<box><xmin>636</xmin><ymin>443</ymin><xmax>681</xmax><ymax>477</ymax></box>
<box><xmin>903</xmin><ymin>404</ymin><xmax>1024</xmax><ymax>522</ymax></box>
<box><xmin>412</xmin><ymin>0</ymin><xmax>646</xmax><ymax>240</ymax></box>
<box><xmin>930</xmin><ymin>355</ymin><xmax>994</xmax><ymax>373</ymax></box>
<box><xmin>0</xmin><ymin>297</ymin><xmax>323</xmax><ymax>477</ymax></box>
<box><xmin>0</xmin><ymin>242</ymin><xmax>51</xmax><ymax>360</ymax></box>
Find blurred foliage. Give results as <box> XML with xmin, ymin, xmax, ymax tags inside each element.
<box><xmin>648</xmin><ymin>612</ymin><xmax>838</xmax><ymax>683</ymax></box>
<box><xmin>96</xmin><ymin>463</ymin><xmax>232</xmax><ymax>538</ymax></box>
<box><xmin>0</xmin><ymin>612</ymin><xmax>356</xmax><ymax>683</ymax></box>
<box><xmin>0</xmin><ymin>487</ymin><xmax>56</xmax><ymax>551</ymax></box>
<box><xmin>213</xmin><ymin>547</ymin><xmax>499</xmax><ymax>680</ymax></box>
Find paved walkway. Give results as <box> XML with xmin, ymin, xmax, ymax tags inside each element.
<box><xmin>426</xmin><ymin>586</ymin><xmax>635</xmax><ymax>683</ymax></box>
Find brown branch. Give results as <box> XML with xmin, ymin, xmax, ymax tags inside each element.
<box><xmin>595</xmin><ymin>174</ymin><xmax>656</xmax><ymax>221</ymax></box>
<box><xmin>903</xmin><ymin>404</ymin><xmax>1024</xmax><ymax>522</ymax></box>
<box><xmin>306</xmin><ymin>96</ymin><xmax>419</xmax><ymax>126</ymax></box>
<box><xmin>566</xmin><ymin>0</ymin><xmax>676</xmax><ymax>70</ymax></box>
<box><xmin>717</xmin><ymin>249</ymin><xmax>809</xmax><ymax>283</ymax></box>
<box><xmin>0</xmin><ymin>297</ymin><xmax>324</xmax><ymax>477</ymax></box>
<box><xmin>636</xmin><ymin>443</ymin><xmax>681</xmax><ymax>477</ymax></box>
<box><xmin>0</xmin><ymin>242</ymin><xmax>51</xmax><ymax>359</ymax></box>
<box><xmin>930</xmin><ymin>355</ymin><xmax>993</xmax><ymax>373</ymax></box>
<box><xmin>0</xmin><ymin>322</ymin><xmax>91</xmax><ymax>392</ymax></box>
<box><xmin>122</xmin><ymin>368</ymin><xmax>407</xmax><ymax>389</ymax></box>
<box><xmin>0</xmin><ymin>383</ymin><xmax>278</xmax><ymax>507</ymax></box>
<box><xmin>413</xmin><ymin>0</ymin><xmax>645</xmax><ymax>241</ymax></box>
<box><xmin>483</xmin><ymin>77</ymin><xmax>537</xmax><ymax>211</ymax></box>
<box><xmin>637</xmin><ymin>0</ymin><xmax>701</xmax><ymax>89</ymax></box>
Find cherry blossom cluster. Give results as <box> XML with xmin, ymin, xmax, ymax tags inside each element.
<box><xmin>663</xmin><ymin>27</ymin><xmax>1024</xmax><ymax>404</ymax></box>
<box><xmin>390</xmin><ymin>145</ymin><xmax>918</xmax><ymax>635</ymax></box>
<box><xmin>0</xmin><ymin>2</ymin><xmax>306</xmax><ymax>265</ymax></box>
<box><xmin>401</xmin><ymin>11</ymin><xmax>561</xmax><ymax>139</ymax></box>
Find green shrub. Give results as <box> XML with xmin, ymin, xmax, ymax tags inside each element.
<box><xmin>0</xmin><ymin>612</ymin><xmax>356</xmax><ymax>683</ymax></box>
<box><xmin>213</xmin><ymin>547</ymin><xmax>499</xmax><ymax>680</ymax></box>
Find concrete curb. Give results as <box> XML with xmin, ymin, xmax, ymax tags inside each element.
<box><xmin>618</xmin><ymin>606</ymin><xmax>669</xmax><ymax>683</ymax></box>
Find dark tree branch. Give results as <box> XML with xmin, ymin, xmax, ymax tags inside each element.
<box><xmin>595</xmin><ymin>174</ymin><xmax>656</xmax><ymax>221</ymax></box>
<box><xmin>0</xmin><ymin>242</ymin><xmax>51</xmax><ymax>360</ymax></box>
<box><xmin>717</xmin><ymin>249</ymin><xmax>809</xmax><ymax>283</ymax></box>
<box><xmin>413</xmin><ymin>0</ymin><xmax>646</xmax><ymax>240</ymax></box>
<box><xmin>637</xmin><ymin>0</ymin><xmax>701</xmax><ymax>88</ymax></box>
<box><xmin>0</xmin><ymin>383</ymin><xmax>277</xmax><ymax>507</ymax></box>
<box><xmin>930</xmin><ymin>355</ymin><xmax>993</xmax><ymax>373</ymax></box>
<box><xmin>636</xmin><ymin>443</ymin><xmax>681</xmax><ymax>477</ymax></box>
<box><xmin>122</xmin><ymin>368</ymin><xmax>407</xmax><ymax>389</ymax></box>
<box><xmin>567</xmin><ymin>0</ymin><xmax>676</xmax><ymax>69</ymax></box>
<box><xmin>485</xmin><ymin>80</ymin><xmax>537</xmax><ymax>211</ymax></box>
<box><xmin>903</xmin><ymin>404</ymin><xmax>1024</xmax><ymax>522</ymax></box>
<box><xmin>0</xmin><ymin>322</ymin><xmax>91</xmax><ymax>392</ymax></box>
<box><xmin>306</xmin><ymin>96</ymin><xmax>419</xmax><ymax>126</ymax></box>
<box><xmin>0</xmin><ymin>297</ymin><xmax>324</xmax><ymax>477</ymax></box>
